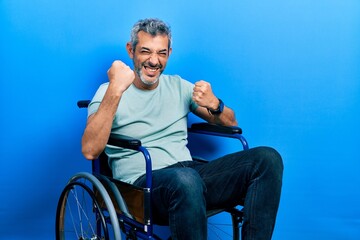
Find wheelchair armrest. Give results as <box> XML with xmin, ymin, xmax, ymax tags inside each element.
<box><xmin>107</xmin><ymin>134</ymin><xmax>142</xmax><ymax>151</ymax></box>
<box><xmin>189</xmin><ymin>122</ymin><xmax>249</xmax><ymax>150</ymax></box>
<box><xmin>189</xmin><ymin>122</ymin><xmax>242</xmax><ymax>134</ymax></box>
<box><xmin>107</xmin><ymin>134</ymin><xmax>152</xmax><ymax>189</ymax></box>
<box><xmin>77</xmin><ymin>100</ymin><xmax>91</xmax><ymax>108</ymax></box>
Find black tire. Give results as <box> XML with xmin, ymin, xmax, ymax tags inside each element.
<box><xmin>56</xmin><ymin>173</ymin><xmax>121</xmax><ymax>240</ymax></box>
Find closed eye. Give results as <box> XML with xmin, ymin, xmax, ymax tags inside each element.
<box><xmin>140</xmin><ymin>50</ymin><xmax>151</xmax><ymax>55</ymax></box>
<box><xmin>158</xmin><ymin>51</ymin><xmax>168</xmax><ymax>56</ymax></box>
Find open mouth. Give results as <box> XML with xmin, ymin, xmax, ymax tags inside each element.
<box><xmin>143</xmin><ymin>66</ymin><xmax>160</xmax><ymax>76</ymax></box>
<box><xmin>144</xmin><ymin>66</ymin><xmax>159</xmax><ymax>71</ymax></box>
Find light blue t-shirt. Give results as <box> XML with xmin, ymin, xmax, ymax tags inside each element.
<box><xmin>88</xmin><ymin>74</ymin><xmax>199</xmax><ymax>183</ymax></box>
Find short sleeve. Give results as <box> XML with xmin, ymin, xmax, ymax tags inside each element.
<box><xmin>87</xmin><ymin>83</ymin><xmax>109</xmax><ymax>118</ymax></box>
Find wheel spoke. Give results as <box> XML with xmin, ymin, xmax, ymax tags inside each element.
<box><xmin>57</xmin><ymin>180</ymin><xmax>109</xmax><ymax>240</ymax></box>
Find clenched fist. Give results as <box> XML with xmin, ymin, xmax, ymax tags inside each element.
<box><xmin>192</xmin><ymin>80</ymin><xmax>219</xmax><ymax>110</ymax></box>
<box><xmin>107</xmin><ymin>60</ymin><xmax>135</xmax><ymax>92</ymax></box>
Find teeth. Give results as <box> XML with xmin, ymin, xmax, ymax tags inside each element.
<box><xmin>145</xmin><ymin>67</ymin><xmax>157</xmax><ymax>72</ymax></box>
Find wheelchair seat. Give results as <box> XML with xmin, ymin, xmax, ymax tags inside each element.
<box><xmin>55</xmin><ymin>100</ymin><xmax>249</xmax><ymax>240</ymax></box>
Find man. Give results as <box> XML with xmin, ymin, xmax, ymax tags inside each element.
<box><xmin>82</xmin><ymin>18</ymin><xmax>283</xmax><ymax>240</ymax></box>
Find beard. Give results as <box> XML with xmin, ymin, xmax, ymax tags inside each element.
<box><xmin>134</xmin><ymin>61</ymin><xmax>164</xmax><ymax>86</ymax></box>
<box><xmin>137</xmin><ymin>68</ymin><xmax>160</xmax><ymax>86</ymax></box>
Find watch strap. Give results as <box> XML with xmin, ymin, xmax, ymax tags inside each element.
<box><xmin>208</xmin><ymin>98</ymin><xmax>224</xmax><ymax>115</ymax></box>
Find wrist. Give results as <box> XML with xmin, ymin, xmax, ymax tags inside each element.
<box><xmin>209</xmin><ymin>98</ymin><xmax>220</xmax><ymax>111</ymax></box>
<box><xmin>207</xmin><ymin>98</ymin><xmax>224</xmax><ymax>115</ymax></box>
<box><xmin>108</xmin><ymin>81</ymin><xmax>128</xmax><ymax>96</ymax></box>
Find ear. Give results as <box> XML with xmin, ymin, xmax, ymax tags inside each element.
<box><xmin>126</xmin><ymin>42</ymin><xmax>134</xmax><ymax>59</ymax></box>
<box><xmin>168</xmin><ymin>47</ymin><xmax>172</xmax><ymax>57</ymax></box>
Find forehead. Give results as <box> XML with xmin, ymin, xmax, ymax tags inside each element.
<box><xmin>136</xmin><ymin>31</ymin><xmax>169</xmax><ymax>50</ymax></box>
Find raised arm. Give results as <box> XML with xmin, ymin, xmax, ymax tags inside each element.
<box><xmin>192</xmin><ymin>80</ymin><xmax>237</xmax><ymax>127</ymax></box>
<box><xmin>81</xmin><ymin>60</ymin><xmax>135</xmax><ymax>160</ymax></box>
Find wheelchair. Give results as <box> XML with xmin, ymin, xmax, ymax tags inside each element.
<box><xmin>55</xmin><ymin>100</ymin><xmax>249</xmax><ymax>240</ymax></box>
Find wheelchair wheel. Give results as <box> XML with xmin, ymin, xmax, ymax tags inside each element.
<box><xmin>56</xmin><ymin>172</ymin><xmax>121</xmax><ymax>240</ymax></box>
<box><xmin>207</xmin><ymin>209</ymin><xmax>243</xmax><ymax>240</ymax></box>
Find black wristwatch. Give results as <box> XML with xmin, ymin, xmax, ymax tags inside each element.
<box><xmin>208</xmin><ymin>98</ymin><xmax>224</xmax><ymax>115</ymax></box>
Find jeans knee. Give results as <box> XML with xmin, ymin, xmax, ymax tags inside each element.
<box><xmin>166</xmin><ymin>168</ymin><xmax>206</xmax><ymax>214</ymax></box>
<box><xmin>255</xmin><ymin>146</ymin><xmax>284</xmax><ymax>179</ymax></box>
<box><xmin>170</xmin><ymin>168</ymin><xmax>206</xmax><ymax>196</ymax></box>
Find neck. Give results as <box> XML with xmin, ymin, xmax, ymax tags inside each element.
<box><xmin>133</xmin><ymin>77</ymin><xmax>159</xmax><ymax>90</ymax></box>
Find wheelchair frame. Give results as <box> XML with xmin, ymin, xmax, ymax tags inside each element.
<box><xmin>55</xmin><ymin>100</ymin><xmax>249</xmax><ymax>240</ymax></box>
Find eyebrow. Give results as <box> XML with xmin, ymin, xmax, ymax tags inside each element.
<box><xmin>140</xmin><ymin>47</ymin><xmax>168</xmax><ymax>53</ymax></box>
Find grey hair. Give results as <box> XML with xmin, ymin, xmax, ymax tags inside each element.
<box><xmin>130</xmin><ymin>18</ymin><xmax>172</xmax><ymax>50</ymax></box>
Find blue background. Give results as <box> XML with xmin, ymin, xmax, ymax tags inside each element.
<box><xmin>1</xmin><ymin>0</ymin><xmax>359</xmax><ymax>239</ymax></box>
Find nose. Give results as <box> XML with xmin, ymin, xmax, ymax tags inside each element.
<box><xmin>148</xmin><ymin>53</ymin><xmax>160</xmax><ymax>66</ymax></box>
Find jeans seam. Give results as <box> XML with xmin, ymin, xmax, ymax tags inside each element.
<box><xmin>247</xmin><ymin>161</ymin><xmax>262</xmax><ymax>240</ymax></box>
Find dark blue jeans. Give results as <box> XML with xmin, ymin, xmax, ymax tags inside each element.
<box><xmin>133</xmin><ymin>146</ymin><xmax>283</xmax><ymax>240</ymax></box>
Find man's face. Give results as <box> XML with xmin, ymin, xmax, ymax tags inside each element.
<box><xmin>127</xmin><ymin>31</ymin><xmax>172</xmax><ymax>89</ymax></box>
